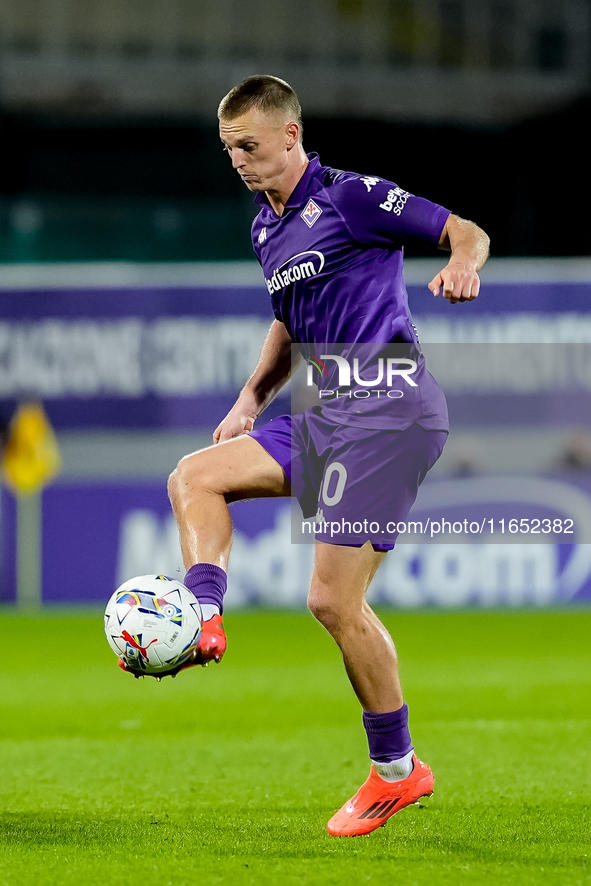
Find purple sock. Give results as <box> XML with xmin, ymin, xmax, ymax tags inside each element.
<box><xmin>184</xmin><ymin>563</ymin><xmax>227</xmax><ymax>614</ymax></box>
<box><xmin>362</xmin><ymin>704</ymin><xmax>414</xmax><ymax>762</ymax></box>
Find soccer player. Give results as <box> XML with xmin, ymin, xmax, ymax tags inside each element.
<box><xmin>165</xmin><ymin>75</ymin><xmax>490</xmax><ymax>836</ymax></box>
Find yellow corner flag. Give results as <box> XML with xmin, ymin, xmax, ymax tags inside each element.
<box><xmin>2</xmin><ymin>402</ymin><xmax>61</xmax><ymax>496</ymax></box>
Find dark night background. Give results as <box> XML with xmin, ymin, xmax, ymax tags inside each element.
<box><xmin>1</xmin><ymin>95</ymin><xmax>589</xmax><ymax>259</ymax></box>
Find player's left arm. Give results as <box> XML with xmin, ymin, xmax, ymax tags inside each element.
<box><xmin>428</xmin><ymin>214</ymin><xmax>490</xmax><ymax>305</ymax></box>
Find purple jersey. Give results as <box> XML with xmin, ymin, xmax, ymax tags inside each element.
<box><xmin>251</xmin><ymin>153</ymin><xmax>451</xmax><ymax>431</ymax></box>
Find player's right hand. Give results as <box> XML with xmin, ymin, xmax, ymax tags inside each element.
<box><xmin>213</xmin><ymin>410</ymin><xmax>256</xmax><ymax>444</ymax></box>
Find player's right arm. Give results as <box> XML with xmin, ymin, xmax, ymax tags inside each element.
<box><xmin>428</xmin><ymin>214</ymin><xmax>490</xmax><ymax>304</ymax></box>
<box><xmin>328</xmin><ymin>174</ymin><xmax>489</xmax><ymax>306</ymax></box>
<box><xmin>213</xmin><ymin>319</ymin><xmax>297</xmax><ymax>444</ymax></box>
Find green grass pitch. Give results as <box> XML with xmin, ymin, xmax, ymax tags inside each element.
<box><xmin>0</xmin><ymin>608</ymin><xmax>589</xmax><ymax>886</ymax></box>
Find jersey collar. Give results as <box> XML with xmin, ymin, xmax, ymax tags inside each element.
<box><xmin>254</xmin><ymin>153</ymin><xmax>323</xmax><ymax>210</ymax></box>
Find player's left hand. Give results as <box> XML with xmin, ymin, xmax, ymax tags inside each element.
<box><xmin>428</xmin><ymin>261</ymin><xmax>480</xmax><ymax>304</ymax></box>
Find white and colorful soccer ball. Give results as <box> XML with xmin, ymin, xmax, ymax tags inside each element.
<box><xmin>104</xmin><ymin>575</ymin><xmax>202</xmax><ymax>675</ymax></box>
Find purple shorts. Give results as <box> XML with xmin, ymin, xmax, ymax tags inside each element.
<box><xmin>250</xmin><ymin>407</ymin><xmax>447</xmax><ymax>549</ymax></box>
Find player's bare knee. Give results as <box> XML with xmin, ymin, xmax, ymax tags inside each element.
<box><xmin>308</xmin><ymin>600</ymin><xmax>337</xmax><ymax>634</ymax></box>
<box><xmin>168</xmin><ymin>452</ymin><xmax>211</xmax><ymax>505</ymax></box>
<box><xmin>167</xmin><ymin>466</ymin><xmax>183</xmax><ymax>508</ymax></box>
<box><xmin>167</xmin><ymin>467</ymin><xmax>176</xmax><ymax>498</ymax></box>
<box><xmin>307</xmin><ymin>592</ymin><xmax>345</xmax><ymax>634</ymax></box>
<box><xmin>167</xmin><ymin>465</ymin><xmax>191</xmax><ymax>514</ymax></box>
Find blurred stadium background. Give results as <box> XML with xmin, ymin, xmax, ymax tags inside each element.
<box><xmin>1</xmin><ymin>0</ymin><xmax>591</xmax><ymax>611</ymax></box>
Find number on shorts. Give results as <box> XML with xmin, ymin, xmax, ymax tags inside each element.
<box><xmin>321</xmin><ymin>462</ymin><xmax>348</xmax><ymax>506</ymax></box>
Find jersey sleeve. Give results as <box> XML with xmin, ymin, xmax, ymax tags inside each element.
<box><xmin>327</xmin><ymin>174</ymin><xmax>451</xmax><ymax>248</ymax></box>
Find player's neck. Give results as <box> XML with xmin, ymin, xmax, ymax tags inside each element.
<box><xmin>265</xmin><ymin>150</ymin><xmax>309</xmax><ymax>217</ymax></box>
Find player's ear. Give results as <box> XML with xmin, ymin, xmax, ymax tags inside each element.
<box><xmin>285</xmin><ymin>121</ymin><xmax>300</xmax><ymax>150</ymax></box>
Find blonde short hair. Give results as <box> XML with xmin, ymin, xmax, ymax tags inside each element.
<box><xmin>218</xmin><ymin>75</ymin><xmax>303</xmax><ymax>142</ymax></box>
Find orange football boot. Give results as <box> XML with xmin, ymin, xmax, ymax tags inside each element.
<box><xmin>193</xmin><ymin>613</ymin><xmax>227</xmax><ymax>665</ymax></box>
<box><xmin>326</xmin><ymin>754</ymin><xmax>434</xmax><ymax>837</ymax></box>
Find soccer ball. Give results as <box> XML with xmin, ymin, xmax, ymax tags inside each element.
<box><xmin>104</xmin><ymin>575</ymin><xmax>202</xmax><ymax>676</ymax></box>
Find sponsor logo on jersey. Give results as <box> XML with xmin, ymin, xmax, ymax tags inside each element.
<box><xmin>258</xmin><ymin>227</ymin><xmax>267</xmax><ymax>245</ymax></box>
<box><xmin>301</xmin><ymin>199</ymin><xmax>322</xmax><ymax>227</ymax></box>
<box><xmin>379</xmin><ymin>187</ymin><xmax>410</xmax><ymax>215</ymax></box>
<box><xmin>360</xmin><ymin>176</ymin><xmax>380</xmax><ymax>192</ymax></box>
<box><xmin>265</xmin><ymin>251</ymin><xmax>325</xmax><ymax>294</ymax></box>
